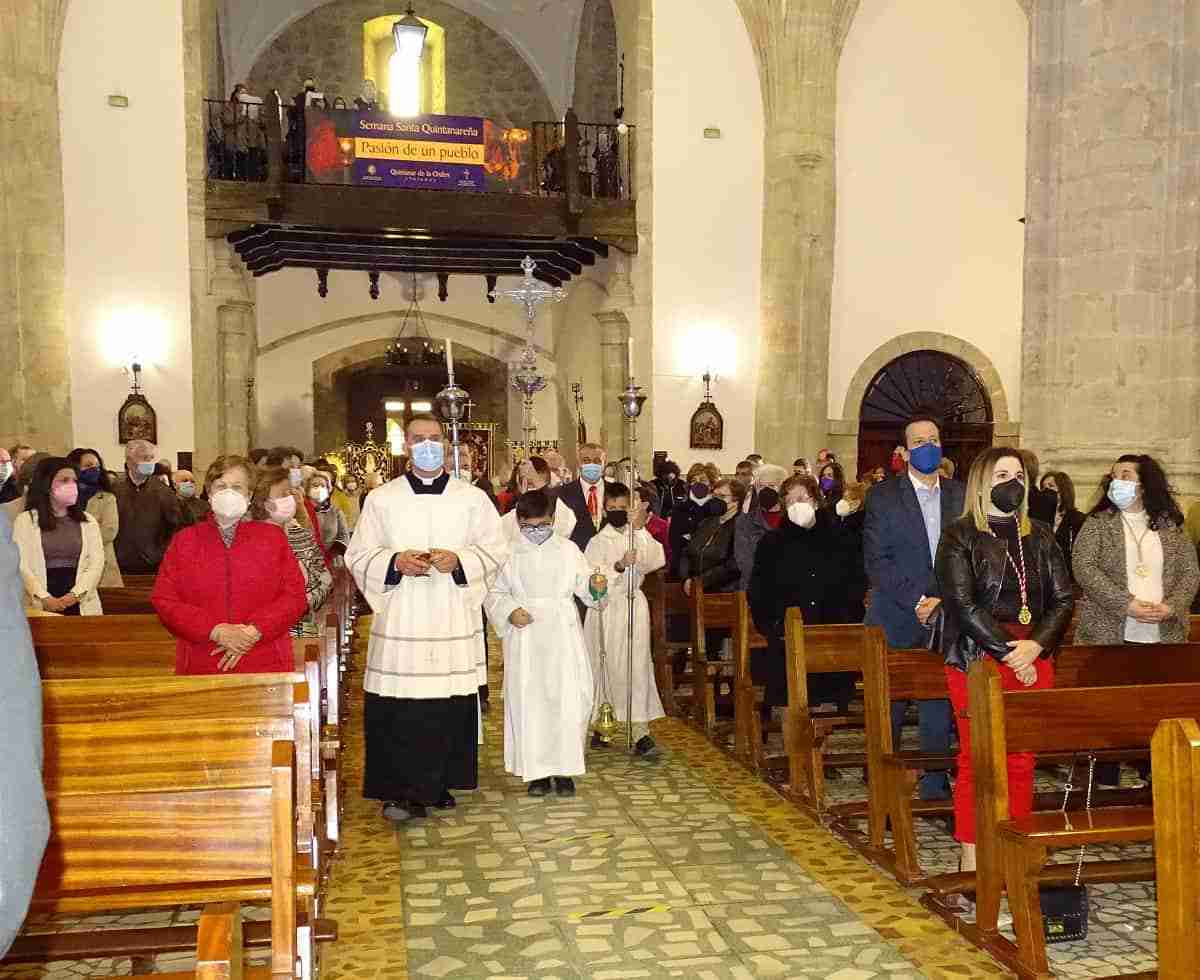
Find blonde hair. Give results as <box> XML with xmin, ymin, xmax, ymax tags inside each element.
<box><xmin>203</xmin><ymin>454</ymin><xmax>254</xmax><ymax>494</ymax></box>
<box><xmin>842</xmin><ymin>481</ymin><xmax>868</xmax><ymax>506</ymax></box>
<box><xmin>963</xmin><ymin>446</ymin><xmax>1031</xmax><ymax>536</ymax></box>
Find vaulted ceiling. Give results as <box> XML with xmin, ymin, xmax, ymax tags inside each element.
<box><xmin>219</xmin><ymin>0</ymin><xmax>586</xmax><ymax>116</ymax></box>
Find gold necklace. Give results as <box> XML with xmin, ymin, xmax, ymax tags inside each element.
<box><xmin>1120</xmin><ymin>513</ymin><xmax>1153</xmax><ymax>578</ymax></box>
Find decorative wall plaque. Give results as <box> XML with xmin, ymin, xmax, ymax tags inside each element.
<box><xmin>689</xmin><ymin>371</ymin><xmax>723</xmax><ymax>450</ymax></box>
<box><xmin>118</xmin><ymin>364</ymin><xmax>157</xmax><ymax>445</ymax></box>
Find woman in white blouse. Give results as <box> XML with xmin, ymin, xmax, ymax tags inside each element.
<box><xmin>1073</xmin><ymin>453</ymin><xmax>1199</xmax><ymax>785</ymax></box>
<box><xmin>12</xmin><ymin>457</ymin><xmax>105</xmax><ymax>615</ymax></box>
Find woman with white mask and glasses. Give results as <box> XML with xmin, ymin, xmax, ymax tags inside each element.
<box><xmin>151</xmin><ymin>455</ymin><xmax>307</xmax><ymax>674</ymax></box>
<box><xmin>1073</xmin><ymin>454</ymin><xmax>1199</xmax><ymax>787</ymax></box>
<box><xmin>748</xmin><ymin>474</ymin><xmax>853</xmax><ymax>712</ymax></box>
<box><xmin>253</xmin><ymin>465</ymin><xmax>332</xmax><ymax>615</ymax></box>
<box><xmin>305</xmin><ymin>471</ymin><xmax>350</xmax><ymax>559</ymax></box>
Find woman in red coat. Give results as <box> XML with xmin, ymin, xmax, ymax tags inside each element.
<box><xmin>152</xmin><ymin>455</ymin><xmax>307</xmax><ymax>674</ymax></box>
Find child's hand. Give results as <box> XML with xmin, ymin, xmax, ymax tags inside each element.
<box><xmin>509</xmin><ymin>608</ymin><xmax>533</xmax><ymax>628</ymax></box>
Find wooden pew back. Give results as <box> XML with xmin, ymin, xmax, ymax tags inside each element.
<box><xmin>29</xmin><ymin>614</ymin><xmax>171</xmax><ymax>645</ymax></box>
<box><xmin>97</xmin><ymin>586</ymin><xmax>157</xmax><ymax>615</ymax></box>
<box><xmin>645</xmin><ymin>570</ymin><xmax>691</xmax><ymax>717</ymax></box>
<box><xmin>1151</xmin><ymin>717</ymin><xmax>1200</xmax><ymax>980</ymax></box>
<box><xmin>35</xmin><ymin>640</ymin><xmax>176</xmax><ymax>679</ymax></box>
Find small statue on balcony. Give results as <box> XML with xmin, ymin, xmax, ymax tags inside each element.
<box><xmin>355</xmin><ymin>79</ymin><xmax>378</xmax><ymax>112</ymax></box>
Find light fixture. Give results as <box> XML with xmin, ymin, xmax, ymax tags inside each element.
<box><xmin>385</xmin><ymin>273</ymin><xmax>444</xmax><ymax>367</ymax></box>
<box><xmin>384</xmin><ymin>400</ymin><xmax>406</xmax><ymax>412</ymax></box>
<box><xmin>392</xmin><ymin>5</ymin><xmax>428</xmax><ymax>61</ymax></box>
<box><xmin>411</xmin><ymin>400</ymin><xmax>433</xmax><ymax>412</ymax></box>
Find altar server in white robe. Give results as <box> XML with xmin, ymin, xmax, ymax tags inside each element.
<box><xmin>485</xmin><ymin>489</ymin><xmax>605</xmax><ymax>796</ymax></box>
<box><xmin>583</xmin><ymin>482</ymin><xmax>666</xmax><ymax>757</ymax></box>
<box><xmin>346</xmin><ymin>414</ymin><xmax>507</xmax><ymax>823</ymax></box>
<box><xmin>499</xmin><ymin>455</ymin><xmax>577</xmax><ymax>546</ymax></box>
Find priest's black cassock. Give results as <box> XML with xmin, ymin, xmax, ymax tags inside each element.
<box><xmin>346</xmin><ymin>471</ymin><xmax>507</xmax><ymax>807</ymax></box>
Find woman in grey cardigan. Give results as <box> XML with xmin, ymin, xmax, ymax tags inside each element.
<box><xmin>1072</xmin><ymin>454</ymin><xmax>1200</xmax><ymax>786</ymax></box>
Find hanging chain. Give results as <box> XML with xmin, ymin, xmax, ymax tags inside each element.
<box><xmin>1074</xmin><ymin>755</ymin><xmax>1096</xmax><ymax>886</ymax></box>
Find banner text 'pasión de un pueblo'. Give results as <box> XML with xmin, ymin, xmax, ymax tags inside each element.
<box><xmin>304</xmin><ymin>110</ymin><xmax>528</xmax><ymax>192</ymax></box>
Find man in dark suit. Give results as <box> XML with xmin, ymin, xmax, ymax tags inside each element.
<box><xmin>863</xmin><ymin>412</ymin><xmax>965</xmax><ymax>800</ymax></box>
<box><xmin>556</xmin><ymin>442</ymin><xmax>609</xmax><ymax>554</ymax></box>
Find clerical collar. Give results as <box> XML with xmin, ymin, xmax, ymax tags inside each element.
<box><xmin>406</xmin><ymin>471</ymin><xmax>450</xmax><ymax>495</ymax></box>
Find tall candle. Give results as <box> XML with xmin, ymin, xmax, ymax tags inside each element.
<box><xmin>627</xmin><ymin>335</ymin><xmax>634</xmax><ymax>379</ymax></box>
<box><xmin>445</xmin><ymin>337</ymin><xmax>455</xmax><ymax>378</ymax></box>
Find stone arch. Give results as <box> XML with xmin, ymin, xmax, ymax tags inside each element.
<box><xmin>840</xmin><ymin>331</ymin><xmax>1011</xmax><ymax>424</ymax></box>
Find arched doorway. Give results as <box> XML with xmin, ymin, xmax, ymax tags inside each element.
<box><xmin>857</xmin><ymin>350</ymin><xmax>994</xmax><ymax>480</ymax></box>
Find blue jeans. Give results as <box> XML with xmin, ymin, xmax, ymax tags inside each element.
<box><xmin>890</xmin><ymin>698</ymin><xmax>953</xmax><ymax>800</ymax></box>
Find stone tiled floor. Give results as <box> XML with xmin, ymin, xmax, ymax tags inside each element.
<box><xmin>0</xmin><ymin>625</ymin><xmax>1161</xmax><ymax>979</ymax></box>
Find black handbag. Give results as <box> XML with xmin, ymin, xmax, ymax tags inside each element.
<box><xmin>1039</xmin><ymin>755</ymin><xmax>1094</xmax><ymax>944</ymax></box>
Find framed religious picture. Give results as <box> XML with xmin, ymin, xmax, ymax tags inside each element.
<box><xmin>460</xmin><ymin>423</ymin><xmax>497</xmax><ymax>479</ymax></box>
<box><xmin>689</xmin><ymin>372</ymin><xmax>723</xmax><ymax>450</ymax></box>
<box><xmin>118</xmin><ymin>392</ymin><xmax>158</xmax><ymax>445</ymax></box>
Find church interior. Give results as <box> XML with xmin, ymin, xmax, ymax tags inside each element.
<box><xmin>3</xmin><ymin>0</ymin><xmax>1200</xmax><ymax>978</ymax></box>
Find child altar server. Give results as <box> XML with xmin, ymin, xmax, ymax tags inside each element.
<box><xmin>584</xmin><ymin>482</ymin><xmax>666</xmax><ymax>757</ymax></box>
<box><xmin>484</xmin><ymin>489</ymin><xmax>607</xmax><ymax>797</ymax></box>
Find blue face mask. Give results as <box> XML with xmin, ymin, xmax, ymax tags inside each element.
<box><xmin>411</xmin><ymin>438</ymin><xmax>445</xmax><ymax>472</ymax></box>
<box><xmin>79</xmin><ymin>467</ymin><xmax>102</xmax><ymax>487</ymax></box>
<box><xmin>908</xmin><ymin>443</ymin><xmax>942</xmax><ymax>475</ymax></box>
<box><xmin>1108</xmin><ymin>478</ymin><xmax>1138</xmax><ymax>511</ymax></box>
<box><xmin>521</xmin><ymin>524</ymin><xmax>554</xmax><ymax>546</ymax></box>
<box><xmin>580</xmin><ymin>463</ymin><xmax>604</xmax><ymax>483</ymax></box>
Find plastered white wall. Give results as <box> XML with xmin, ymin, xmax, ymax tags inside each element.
<box><xmin>830</xmin><ymin>1</ymin><xmax>1028</xmax><ymax>421</ymax></box>
<box><xmin>651</xmin><ymin>0</ymin><xmax>763</xmax><ymax>471</ymax></box>
<box><xmin>59</xmin><ymin>0</ymin><xmax>194</xmax><ymax>466</ymax></box>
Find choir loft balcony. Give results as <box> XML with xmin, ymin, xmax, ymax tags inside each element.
<box><xmin>205</xmin><ymin>96</ymin><xmax>637</xmax><ymax>288</ymax></box>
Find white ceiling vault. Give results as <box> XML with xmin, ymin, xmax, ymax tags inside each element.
<box><xmin>220</xmin><ymin>0</ymin><xmax>587</xmax><ymax>116</ymax></box>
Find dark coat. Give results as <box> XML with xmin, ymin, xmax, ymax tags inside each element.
<box><xmin>556</xmin><ymin>478</ymin><xmax>607</xmax><ymax>553</ymax></box>
<box><xmin>668</xmin><ymin>499</ymin><xmax>719</xmax><ymax>579</ymax></box>
<box><xmin>835</xmin><ymin>505</ymin><xmax>868</xmax><ymax>623</ymax></box>
<box><xmin>934</xmin><ymin>515</ymin><xmax>1075</xmax><ymax>671</ymax></box>
<box><xmin>1053</xmin><ymin>508</ymin><xmax>1087</xmax><ymax>582</ymax></box>
<box><xmin>748</xmin><ymin>509</ymin><xmax>851</xmax><ymax>705</ymax></box>
<box><xmin>681</xmin><ymin>514</ymin><xmax>741</xmax><ymax>593</ymax></box>
<box><xmin>0</xmin><ymin>476</ymin><xmax>19</xmax><ymax>505</ymax></box>
<box><xmin>862</xmin><ymin>473</ymin><xmax>965</xmax><ymax>648</ymax></box>
<box><xmin>113</xmin><ymin>474</ymin><xmax>184</xmax><ymax>574</ymax></box>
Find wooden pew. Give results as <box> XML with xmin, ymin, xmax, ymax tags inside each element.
<box><xmin>14</xmin><ymin>673</ymin><xmax>332</xmax><ymax>978</ymax></box>
<box><xmin>963</xmin><ymin>658</ymin><xmax>1200</xmax><ymax>978</ymax></box>
<box><xmin>781</xmin><ymin>607</ymin><xmax>873</xmax><ymax>814</ymax></box>
<box><xmin>731</xmin><ymin>591</ymin><xmax>776</xmax><ymax>768</ymax></box>
<box><xmin>688</xmin><ymin>579</ymin><xmax>737</xmax><ymax>735</ymax></box>
<box><xmin>97</xmin><ymin>585</ymin><xmax>158</xmax><ymax>615</ymax></box>
<box><xmin>1151</xmin><ymin>717</ymin><xmax>1200</xmax><ymax>980</ymax></box>
<box><xmin>645</xmin><ymin>570</ymin><xmax>692</xmax><ymax>718</ymax></box>
<box><xmin>29</xmin><ymin>612</ymin><xmax>172</xmax><ymax>645</ymax></box>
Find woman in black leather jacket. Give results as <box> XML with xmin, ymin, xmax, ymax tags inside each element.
<box><xmin>935</xmin><ymin>447</ymin><xmax>1074</xmax><ymax>873</ymax></box>
<box><xmin>681</xmin><ymin>479</ymin><xmax>745</xmax><ymax>660</ymax></box>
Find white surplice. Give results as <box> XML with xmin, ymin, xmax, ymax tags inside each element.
<box><xmin>583</xmin><ymin>524</ymin><xmax>666</xmax><ymax>724</ymax></box>
<box><xmin>499</xmin><ymin>497</ymin><xmax>578</xmax><ymax>546</ymax></box>
<box><xmin>484</xmin><ymin>534</ymin><xmax>598</xmax><ymax>781</ymax></box>
<box><xmin>346</xmin><ymin>475</ymin><xmax>508</xmax><ymax>700</ymax></box>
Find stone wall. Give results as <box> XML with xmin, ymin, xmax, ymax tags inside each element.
<box><xmin>245</xmin><ymin>0</ymin><xmax>553</xmax><ymax>128</ymax></box>
<box><xmin>572</xmin><ymin>0</ymin><xmax>619</xmax><ymax>124</ymax></box>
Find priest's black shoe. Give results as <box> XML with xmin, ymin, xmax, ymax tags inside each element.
<box><xmin>590</xmin><ymin>731</ymin><xmax>608</xmax><ymax>749</ymax></box>
<box><xmin>553</xmin><ymin>777</ymin><xmax>576</xmax><ymax>797</ymax></box>
<box><xmin>634</xmin><ymin>736</ymin><xmax>660</xmax><ymax>759</ymax></box>
<box><xmin>434</xmin><ymin>791</ymin><xmax>456</xmax><ymax>810</ymax></box>
<box><xmin>528</xmin><ymin>778</ymin><xmax>552</xmax><ymax>797</ymax></box>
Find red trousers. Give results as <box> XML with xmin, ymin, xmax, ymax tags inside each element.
<box><xmin>944</xmin><ymin>657</ymin><xmax>1055</xmax><ymax>844</ymax></box>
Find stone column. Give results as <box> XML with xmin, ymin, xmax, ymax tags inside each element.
<box><xmin>736</xmin><ymin>0</ymin><xmax>860</xmax><ymax>461</ymax></box>
<box><xmin>596</xmin><ymin>309</ymin><xmax>630</xmax><ymax>457</ymax></box>
<box><xmin>1021</xmin><ymin>0</ymin><xmax>1200</xmax><ymax>496</ymax></box>
<box><xmin>0</xmin><ymin>2</ymin><xmax>72</xmax><ymax>450</ymax></box>
<box><xmin>217</xmin><ymin>301</ymin><xmax>255</xmax><ymax>455</ymax></box>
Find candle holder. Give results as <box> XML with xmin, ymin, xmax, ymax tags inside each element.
<box><xmin>616</xmin><ymin>375</ymin><xmax>647</xmax><ymax>754</ymax></box>
<box><xmin>436</xmin><ymin>379</ymin><xmax>470</xmax><ymax>478</ymax></box>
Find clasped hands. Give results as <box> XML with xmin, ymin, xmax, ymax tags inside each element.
<box><xmin>41</xmin><ymin>593</ymin><xmax>80</xmax><ymax>613</ymax></box>
<box><xmin>1127</xmin><ymin>597</ymin><xmax>1172</xmax><ymax>624</ymax></box>
<box><xmin>210</xmin><ymin>623</ymin><xmax>262</xmax><ymax>672</ymax></box>
<box><xmin>1003</xmin><ymin>638</ymin><xmax>1042</xmax><ymax>687</ymax></box>
<box><xmin>394</xmin><ymin>548</ymin><xmax>460</xmax><ymax>577</ymax></box>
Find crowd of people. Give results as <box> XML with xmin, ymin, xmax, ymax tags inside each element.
<box><xmin>6</xmin><ymin>413</ymin><xmax>1200</xmax><ymax>855</ymax></box>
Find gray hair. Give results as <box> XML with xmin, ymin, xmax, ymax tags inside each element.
<box><xmin>754</xmin><ymin>463</ymin><xmax>788</xmax><ymax>487</ymax></box>
<box><xmin>125</xmin><ymin>439</ymin><xmax>157</xmax><ymax>459</ymax></box>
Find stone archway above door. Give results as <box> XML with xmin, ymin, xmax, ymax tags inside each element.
<box><xmin>840</xmin><ymin>331</ymin><xmax>1012</xmax><ymax>427</ymax></box>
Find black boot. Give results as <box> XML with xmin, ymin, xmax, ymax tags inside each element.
<box><xmin>553</xmin><ymin>776</ymin><xmax>576</xmax><ymax>797</ymax></box>
<box><xmin>528</xmin><ymin>778</ymin><xmax>552</xmax><ymax>797</ymax></box>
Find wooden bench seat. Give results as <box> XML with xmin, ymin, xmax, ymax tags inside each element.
<box><xmin>960</xmin><ymin>662</ymin><xmax>1200</xmax><ymax>978</ymax></box>
<box><xmin>97</xmin><ymin>585</ymin><xmax>157</xmax><ymax>615</ymax></box>
<box><xmin>17</xmin><ymin>673</ymin><xmax>334</xmax><ymax>979</ymax></box>
<box><xmin>1151</xmin><ymin>717</ymin><xmax>1200</xmax><ymax>979</ymax></box>
<box><xmin>689</xmin><ymin>581</ymin><xmax>738</xmax><ymax>735</ymax></box>
<box><xmin>646</xmin><ymin>570</ymin><xmax>692</xmax><ymax>718</ymax></box>
<box><xmin>731</xmin><ymin>591</ymin><xmax>779</xmax><ymax>770</ymax></box>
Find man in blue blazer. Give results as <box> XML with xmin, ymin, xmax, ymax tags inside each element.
<box><xmin>863</xmin><ymin>413</ymin><xmax>964</xmax><ymax>800</ymax></box>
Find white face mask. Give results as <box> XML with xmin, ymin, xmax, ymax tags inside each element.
<box><xmin>0</xmin><ymin>462</ymin><xmax>12</xmax><ymax>483</ymax></box>
<box><xmin>787</xmin><ymin>500</ymin><xmax>817</xmax><ymax>529</ymax></box>
<box><xmin>308</xmin><ymin>486</ymin><xmax>329</xmax><ymax>503</ymax></box>
<box><xmin>211</xmin><ymin>487</ymin><xmax>249</xmax><ymax>525</ymax></box>
<box><xmin>835</xmin><ymin>498</ymin><xmax>858</xmax><ymax>518</ymax></box>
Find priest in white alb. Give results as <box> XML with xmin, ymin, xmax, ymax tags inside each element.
<box><xmin>346</xmin><ymin>413</ymin><xmax>508</xmax><ymax>822</ymax></box>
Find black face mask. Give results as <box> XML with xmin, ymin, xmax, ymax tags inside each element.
<box><xmin>757</xmin><ymin>487</ymin><xmax>780</xmax><ymax>511</ymax></box>
<box><xmin>605</xmin><ymin>510</ymin><xmax>629</xmax><ymax>529</ymax></box>
<box><xmin>990</xmin><ymin>479</ymin><xmax>1025</xmax><ymax>515</ymax></box>
<box><xmin>703</xmin><ymin>498</ymin><xmax>725</xmax><ymax>518</ymax></box>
